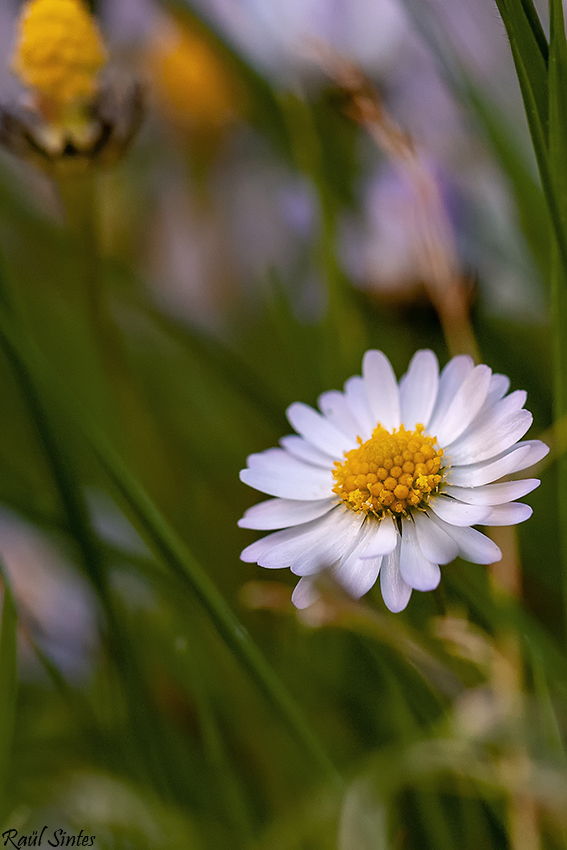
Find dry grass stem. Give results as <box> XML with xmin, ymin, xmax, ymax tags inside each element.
<box><xmin>310</xmin><ymin>42</ymin><xmax>479</xmax><ymax>361</ymax></box>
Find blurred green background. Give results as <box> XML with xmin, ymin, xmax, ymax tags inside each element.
<box><xmin>0</xmin><ymin>0</ymin><xmax>564</xmax><ymax>847</ymax></box>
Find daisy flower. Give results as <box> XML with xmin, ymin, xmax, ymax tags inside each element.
<box><xmin>239</xmin><ymin>350</ymin><xmax>548</xmax><ymax>612</ymax></box>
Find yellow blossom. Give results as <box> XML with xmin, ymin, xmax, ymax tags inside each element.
<box><xmin>12</xmin><ymin>0</ymin><xmax>107</xmax><ymax>111</ymax></box>
<box><xmin>149</xmin><ymin>20</ymin><xmax>239</xmax><ymax>131</ymax></box>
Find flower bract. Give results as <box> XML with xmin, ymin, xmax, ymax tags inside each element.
<box><xmin>239</xmin><ymin>350</ymin><xmax>548</xmax><ymax>612</ymax></box>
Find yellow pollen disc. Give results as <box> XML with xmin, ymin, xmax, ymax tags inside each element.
<box><xmin>332</xmin><ymin>424</ymin><xmax>445</xmax><ymax>519</ymax></box>
<box><xmin>12</xmin><ymin>0</ymin><xmax>107</xmax><ymax>109</ymax></box>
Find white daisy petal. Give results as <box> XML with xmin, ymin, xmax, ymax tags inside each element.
<box><xmin>445</xmin><ymin>408</ymin><xmax>533</xmax><ymax>466</ymax></box>
<box><xmin>380</xmin><ymin>541</ymin><xmax>412</xmax><ymax>612</ymax></box>
<box><xmin>251</xmin><ymin>510</ymin><xmax>364</xmax><ymax>577</ymax></box>
<box><xmin>445</xmin><ymin>479</ymin><xmax>540</xmax><ymax>506</ymax></box>
<box><xmin>463</xmin><ymin>375</ymin><xmax>511</xmax><ymax>437</ymax></box>
<box><xmin>287</xmin><ymin>401</ymin><xmax>355</xmax><ymax>457</ymax></box>
<box><xmin>428</xmin><ymin>513</ymin><xmax>502</xmax><ymax>564</ymax></box>
<box><xmin>246</xmin><ymin>447</ymin><xmax>310</xmax><ymax>472</ymax></box>
<box><xmin>482</xmin><ymin>503</ymin><xmax>533</xmax><ymax>526</ymax></box>
<box><xmin>318</xmin><ymin>390</ymin><xmax>361</xmax><ymax>440</ymax></box>
<box><xmin>331</xmin><ymin>520</ymin><xmax>383</xmax><ymax>597</ymax></box>
<box><xmin>267</xmin><ymin>515</ymin><xmax>347</xmax><ymax>570</ymax></box>
<box><xmin>241</xmin><ymin>507</ymin><xmax>350</xmax><ymax>569</ymax></box>
<box><xmin>448</xmin><ymin>445</ymin><xmax>532</xmax><ymax>487</ymax></box>
<box><xmin>344</xmin><ymin>375</ymin><xmax>375</xmax><ymax>440</ymax></box>
<box><xmin>447</xmin><ymin>389</ymin><xmax>527</xmax><ymax>447</ymax></box>
<box><xmin>238</xmin><ymin>497</ymin><xmax>336</xmax><ymax>530</ymax></box>
<box><xmin>240</xmin><ymin>524</ymin><xmax>310</xmax><ymax>566</ymax></box>
<box><xmin>240</xmin><ymin>466</ymin><xmax>333</xmax><ymax>500</ymax></box>
<box><xmin>291</xmin><ymin>511</ymin><xmax>366</xmax><ymax>575</ymax></box>
<box><xmin>362</xmin><ymin>350</ymin><xmax>401</xmax><ymax>430</ymax></box>
<box><xmin>434</xmin><ymin>364</ymin><xmax>492</xmax><ymax>447</ymax></box>
<box><xmin>427</xmin><ymin>354</ymin><xmax>474</xmax><ymax>436</ymax></box>
<box><xmin>400</xmin><ymin>521</ymin><xmax>441</xmax><ymax>591</ymax></box>
<box><xmin>487</xmin><ymin>373</ymin><xmax>510</xmax><ymax>404</ymax></box>
<box><xmin>413</xmin><ymin>511</ymin><xmax>459</xmax><ymax>565</ymax></box>
<box><xmin>242</xmin><ymin>448</ymin><xmax>333</xmax><ymax>499</ymax></box>
<box><xmin>399</xmin><ymin>349</ymin><xmax>439</xmax><ymax>430</ymax></box>
<box><xmin>240</xmin><ymin>516</ymin><xmax>338</xmax><ymax>569</ymax></box>
<box><xmin>481</xmin><ymin>388</ymin><xmax>527</xmax><ymax>426</ymax></box>
<box><xmin>429</xmin><ymin>497</ymin><xmax>491</xmax><ymax>527</ymax></box>
<box><xmin>513</xmin><ymin>440</ymin><xmax>550</xmax><ymax>470</ymax></box>
<box><xmin>279</xmin><ymin>435</ymin><xmax>335</xmax><ymax>468</ymax></box>
<box><xmin>361</xmin><ymin>515</ymin><xmax>398</xmax><ymax>558</ymax></box>
<box><xmin>291</xmin><ymin>577</ymin><xmax>319</xmax><ymax>609</ymax></box>
<box><xmin>333</xmin><ymin>553</ymin><xmax>383</xmax><ymax>598</ymax></box>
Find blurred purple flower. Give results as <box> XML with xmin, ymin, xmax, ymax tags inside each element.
<box><xmin>0</xmin><ymin>509</ymin><xmax>97</xmax><ymax>680</ymax></box>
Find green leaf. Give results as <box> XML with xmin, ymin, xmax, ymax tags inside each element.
<box><xmin>495</xmin><ymin>0</ymin><xmax>567</xmax><ymax>272</ymax></box>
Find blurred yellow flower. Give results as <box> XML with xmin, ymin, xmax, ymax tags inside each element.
<box><xmin>149</xmin><ymin>20</ymin><xmax>239</xmax><ymax>132</ymax></box>
<box><xmin>12</xmin><ymin>0</ymin><xmax>107</xmax><ymax>113</ymax></box>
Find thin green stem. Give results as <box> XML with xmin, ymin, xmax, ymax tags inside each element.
<box><xmin>57</xmin><ymin>174</ymin><xmax>176</xmax><ymax>491</ymax></box>
<box><xmin>57</xmin><ymin>174</ymin><xmax>108</xmax><ymax>351</ymax></box>
<box><xmin>88</xmin><ymin>435</ymin><xmax>343</xmax><ymax>788</ymax></box>
<box><xmin>279</xmin><ymin>93</ymin><xmax>366</xmax><ymax>380</ymax></box>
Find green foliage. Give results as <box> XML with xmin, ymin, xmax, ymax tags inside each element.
<box><xmin>0</xmin><ymin>0</ymin><xmax>564</xmax><ymax>847</ymax></box>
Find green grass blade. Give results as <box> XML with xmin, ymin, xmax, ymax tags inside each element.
<box><xmin>494</xmin><ymin>0</ymin><xmax>567</xmax><ymax>282</ymax></box>
<box><xmin>86</xmin><ymin>435</ymin><xmax>342</xmax><ymax>788</ymax></box>
<box><xmin>493</xmin><ymin>0</ymin><xmax>548</xmax><ymax>128</ymax></box>
<box><xmin>0</xmin><ymin>309</ymin><xmax>342</xmax><ymax>790</ymax></box>
<box><xmin>549</xmin><ymin>0</ymin><xmax>567</xmax><ymax>226</ymax></box>
<box><xmin>0</xmin><ymin>286</ymin><xmax>207</xmax><ymax>796</ymax></box>
<box><xmin>548</xmin><ymin>0</ymin><xmax>567</xmax><ymax>643</ymax></box>
<box><xmin>0</xmin><ymin>573</ymin><xmax>18</xmax><ymax>818</ymax></box>
<box><xmin>519</xmin><ymin>0</ymin><xmax>549</xmax><ymax>65</ymax></box>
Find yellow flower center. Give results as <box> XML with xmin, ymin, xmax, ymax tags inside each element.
<box><xmin>332</xmin><ymin>424</ymin><xmax>446</xmax><ymax>518</ymax></box>
<box><xmin>12</xmin><ymin>0</ymin><xmax>107</xmax><ymax>111</ymax></box>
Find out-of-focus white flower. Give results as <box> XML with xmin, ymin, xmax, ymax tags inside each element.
<box><xmin>239</xmin><ymin>349</ymin><xmax>547</xmax><ymax>612</ymax></box>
